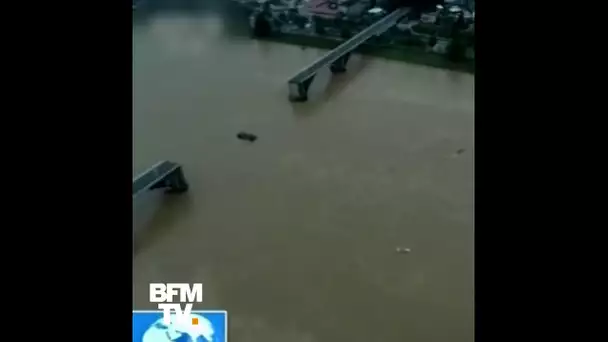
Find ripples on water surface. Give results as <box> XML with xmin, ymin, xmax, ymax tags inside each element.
<box><xmin>133</xmin><ymin>1</ymin><xmax>474</xmax><ymax>341</ymax></box>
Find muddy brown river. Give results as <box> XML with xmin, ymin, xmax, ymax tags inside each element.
<box><xmin>133</xmin><ymin>1</ymin><xmax>474</xmax><ymax>341</ymax></box>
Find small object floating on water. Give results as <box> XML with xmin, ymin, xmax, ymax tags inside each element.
<box><xmin>396</xmin><ymin>247</ymin><xmax>411</xmax><ymax>254</ymax></box>
<box><xmin>451</xmin><ymin>148</ymin><xmax>466</xmax><ymax>157</ymax></box>
<box><xmin>237</xmin><ymin>132</ymin><xmax>258</xmax><ymax>142</ymax></box>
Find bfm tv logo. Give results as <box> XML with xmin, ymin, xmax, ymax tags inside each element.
<box><xmin>150</xmin><ymin>283</ymin><xmax>203</xmax><ymax>325</ymax></box>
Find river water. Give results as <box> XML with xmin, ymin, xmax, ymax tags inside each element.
<box><xmin>133</xmin><ymin>1</ymin><xmax>474</xmax><ymax>341</ymax></box>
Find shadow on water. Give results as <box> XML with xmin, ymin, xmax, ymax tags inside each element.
<box><xmin>133</xmin><ymin>190</ymin><xmax>195</xmax><ymax>255</ymax></box>
<box><xmin>323</xmin><ymin>55</ymin><xmax>372</xmax><ymax>99</ymax></box>
<box><xmin>133</xmin><ymin>0</ymin><xmax>252</xmax><ymax>36</ymax></box>
<box><xmin>290</xmin><ymin>55</ymin><xmax>372</xmax><ymax>119</ymax></box>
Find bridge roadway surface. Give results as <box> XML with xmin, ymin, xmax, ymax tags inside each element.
<box><xmin>288</xmin><ymin>7</ymin><xmax>410</xmax><ymax>84</ymax></box>
<box><xmin>287</xmin><ymin>7</ymin><xmax>410</xmax><ymax>100</ymax></box>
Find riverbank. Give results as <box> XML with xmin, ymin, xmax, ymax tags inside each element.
<box><xmin>134</xmin><ymin>1</ymin><xmax>474</xmax><ymax>73</ymax></box>
<box><xmin>260</xmin><ymin>32</ymin><xmax>475</xmax><ymax>73</ymax></box>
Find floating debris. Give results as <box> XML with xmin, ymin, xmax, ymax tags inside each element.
<box><xmin>451</xmin><ymin>148</ymin><xmax>466</xmax><ymax>157</ymax></box>
<box><xmin>237</xmin><ymin>132</ymin><xmax>258</xmax><ymax>142</ymax></box>
<box><xmin>396</xmin><ymin>247</ymin><xmax>411</xmax><ymax>254</ymax></box>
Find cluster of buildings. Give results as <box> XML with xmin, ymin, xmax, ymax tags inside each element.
<box><xmin>243</xmin><ymin>0</ymin><xmax>474</xmax><ymax>59</ymax></box>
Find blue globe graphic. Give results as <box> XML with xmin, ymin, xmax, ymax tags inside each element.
<box><xmin>133</xmin><ymin>311</ymin><xmax>226</xmax><ymax>342</ymax></box>
<box><xmin>144</xmin><ymin>314</ymin><xmax>214</xmax><ymax>342</ymax></box>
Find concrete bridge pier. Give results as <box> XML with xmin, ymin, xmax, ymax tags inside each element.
<box><xmin>288</xmin><ymin>75</ymin><xmax>316</xmax><ymax>102</ymax></box>
<box><xmin>330</xmin><ymin>53</ymin><xmax>351</xmax><ymax>73</ymax></box>
<box><xmin>133</xmin><ymin>161</ymin><xmax>190</xmax><ymax>199</ymax></box>
<box><xmin>159</xmin><ymin>166</ymin><xmax>189</xmax><ymax>194</ymax></box>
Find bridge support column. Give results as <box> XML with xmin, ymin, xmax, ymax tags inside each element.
<box><xmin>330</xmin><ymin>53</ymin><xmax>351</xmax><ymax>74</ymax></box>
<box><xmin>288</xmin><ymin>75</ymin><xmax>316</xmax><ymax>102</ymax></box>
<box><xmin>133</xmin><ymin>161</ymin><xmax>189</xmax><ymax>199</ymax></box>
<box><xmin>154</xmin><ymin>166</ymin><xmax>189</xmax><ymax>194</ymax></box>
